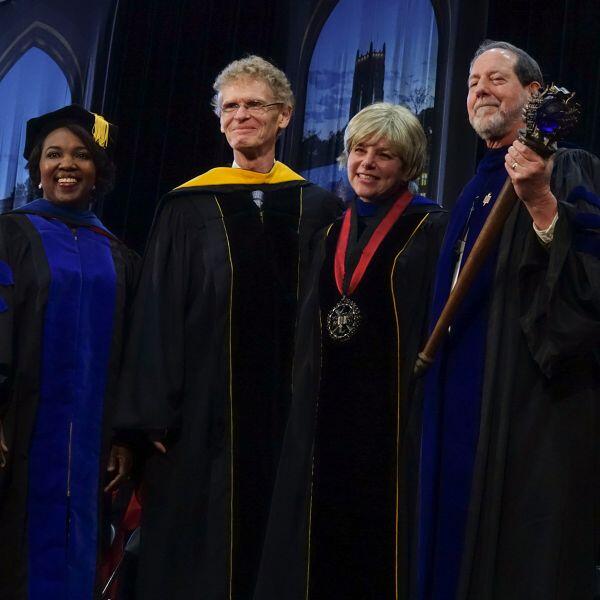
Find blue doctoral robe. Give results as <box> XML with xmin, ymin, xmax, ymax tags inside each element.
<box><xmin>419</xmin><ymin>148</ymin><xmax>600</xmax><ymax>599</ymax></box>
<box><xmin>0</xmin><ymin>200</ymin><xmax>138</xmax><ymax>600</ymax></box>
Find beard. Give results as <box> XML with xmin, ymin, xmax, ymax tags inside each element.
<box><xmin>469</xmin><ymin>92</ymin><xmax>528</xmax><ymax>141</ymax></box>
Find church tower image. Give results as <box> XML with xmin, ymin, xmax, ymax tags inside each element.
<box><xmin>349</xmin><ymin>42</ymin><xmax>385</xmax><ymax>119</ymax></box>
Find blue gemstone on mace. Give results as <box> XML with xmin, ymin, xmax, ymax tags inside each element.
<box><xmin>536</xmin><ymin>98</ymin><xmax>564</xmax><ymax>134</ymax></box>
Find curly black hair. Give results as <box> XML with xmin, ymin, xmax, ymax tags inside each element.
<box><xmin>26</xmin><ymin>123</ymin><xmax>116</xmax><ymax>201</ymax></box>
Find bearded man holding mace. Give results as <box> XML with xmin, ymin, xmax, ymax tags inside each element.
<box><xmin>418</xmin><ymin>40</ymin><xmax>600</xmax><ymax>599</ymax></box>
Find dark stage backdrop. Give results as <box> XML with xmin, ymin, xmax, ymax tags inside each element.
<box><xmin>485</xmin><ymin>0</ymin><xmax>600</xmax><ymax>157</ymax></box>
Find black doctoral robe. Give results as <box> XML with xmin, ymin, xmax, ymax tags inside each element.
<box><xmin>115</xmin><ymin>162</ymin><xmax>341</xmax><ymax>599</ymax></box>
<box><xmin>0</xmin><ymin>202</ymin><xmax>138</xmax><ymax>600</ymax></box>
<box><xmin>419</xmin><ymin>148</ymin><xmax>600</xmax><ymax>599</ymax></box>
<box><xmin>254</xmin><ymin>197</ymin><xmax>447</xmax><ymax>600</ymax></box>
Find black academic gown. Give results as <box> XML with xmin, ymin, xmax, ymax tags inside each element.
<box><xmin>420</xmin><ymin>149</ymin><xmax>600</xmax><ymax>600</ymax></box>
<box><xmin>115</xmin><ymin>163</ymin><xmax>341</xmax><ymax>600</ymax></box>
<box><xmin>0</xmin><ymin>203</ymin><xmax>138</xmax><ymax>600</ymax></box>
<box><xmin>254</xmin><ymin>198</ymin><xmax>447</xmax><ymax>600</ymax></box>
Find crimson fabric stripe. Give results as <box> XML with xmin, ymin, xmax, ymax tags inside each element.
<box><xmin>334</xmin><ymin>189</ymin><xmax>413</xmax><ymax>296</ymax></box>
<box><xmin>26</xmin><ymin>216</ymin><xmax>116</xmax><ymax>599</ymax></box>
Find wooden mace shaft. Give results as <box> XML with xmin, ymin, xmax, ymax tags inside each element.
<box><xmin>414</xmin><ymin>176</ymin><xmax>518</xmax><ymax>377</ymax></box>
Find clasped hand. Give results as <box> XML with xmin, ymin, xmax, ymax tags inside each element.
<box><xmin>505</xmin><ymin>139</ymin><xmax>558</xmax><ymax>229</ymax></box>
<box><xmin>104</xmin><ymin>444</ymin><xmax>134</xmax><ymax>493</ymax></box>
<box><xmin>1</xmin><ymin>422</ymin><xmax>132</xmax><ymax>490</ymax></box>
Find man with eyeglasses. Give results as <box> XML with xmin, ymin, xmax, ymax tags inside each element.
<box><xmin>116</xmin><ymin>55</ymin><xmax>340</xmax><ymax>600</ymax></box>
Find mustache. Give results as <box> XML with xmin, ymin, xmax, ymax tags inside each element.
<box><xmin>474</xmin><ymin>102</ymin><xmax>500</xmax><ymax>111</ymax></box>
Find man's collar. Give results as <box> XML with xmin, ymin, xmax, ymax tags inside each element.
<box><xmin>175</xmin><ymin>161</ymin><xmax>305</xmax><ymax>189</ymax></box>
<box><xmin>232</xmin><ymin>159</ymin><xmax>276</xmax><ymax>170</ymax></box>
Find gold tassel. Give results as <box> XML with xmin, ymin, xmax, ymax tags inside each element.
<box><xmin>92</xmin><ymin>113</ymin><xmax>110</xmax><ymax>148</ymax></box>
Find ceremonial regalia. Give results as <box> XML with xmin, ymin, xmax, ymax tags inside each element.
<box><xmin>116</xmin><ymin>162</ymin><xmax>341</xmax><ymax>599</ymax></box>
<box><xmin>0</xmin><ymin>200</ymin><xmax>138</xmax><ymax>599</ymax></box>
<box><xmin>254</xmin><ymin>195</ymin><xmax>447</xmax><ymax>600</ymax></box>
<box><xmin>419</xmin><ymin>148</ymin><xmax>600</xmax><ymax>599</ymax></box>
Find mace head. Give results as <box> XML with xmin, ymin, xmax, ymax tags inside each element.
<box><xmin>520</xmin><ymin>84</ymin><xmax>580</xmax><ymax>157</ymax></box>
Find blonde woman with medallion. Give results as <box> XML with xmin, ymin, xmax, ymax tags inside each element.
<box><xmin>255</xmin><ymin>102</ymin><xmax>447</xmax><ymax>600</ymax></box>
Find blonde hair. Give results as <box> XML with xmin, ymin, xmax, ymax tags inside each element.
<box><xmin>340</xmin><ymin>102</ymin><xmax>426</xmax><ymax>181</ymax></box>
<box><xmin>212</xmin><ymin>55</ymin><xmax>295</xmax><ymax>115</ymax></box>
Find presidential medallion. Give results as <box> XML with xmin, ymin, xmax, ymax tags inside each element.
<box><xmin>327</xmin><ymin>296</ymin><xmax>361</xmax><ymax>342</ymax></box>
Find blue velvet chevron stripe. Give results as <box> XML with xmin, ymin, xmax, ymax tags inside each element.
<box><xmin>0</xmin><ymin>260</ymin><xmax>12</xmax><ymax>313</ymax></box>
<box><xmin>566</xmin><ymin>186</ymin><xmax>600</xmax><ymax>258</ymax></box>
<box><xmin>26</xmin><ymin>216</ymin><xmax>116</xmax><ymax>600</ymax></box>
<box><xmin>566</xmin><ymin>185</ymin><xmax>600</xmax><ymax>209</ymax></box>
<box><xmin>0</xmin><ymin>260</ymin><xmax>13</xmax><ymax>285</ymax></box>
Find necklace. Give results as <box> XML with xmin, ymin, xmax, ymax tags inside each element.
<box><xmin>326</xmin><ymin>189</ymin><xmax>413</xmax><ymax>342</ymax></box>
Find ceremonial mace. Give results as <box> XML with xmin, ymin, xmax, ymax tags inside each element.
<box><xmin>414</xmin><ymin>85</ymin><xmax>580</xmax><ymax>377</ymax></box>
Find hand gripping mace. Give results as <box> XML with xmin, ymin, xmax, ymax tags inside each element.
<box><xmin>414</xmin><ymin>85</ymin><xmax>580</xmax><ymax>377</ymax></box>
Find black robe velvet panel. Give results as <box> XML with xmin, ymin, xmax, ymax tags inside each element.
<box><xmin>115</xmin><ymin>180</ymin><xmax>341</xmax><ymax>600</ymax></box>
<box><xmin>0</xmin><ymin>212</ymin><xmax>138</xmax><ymax>600</ymax></box>
<box><xmin>254</xmin><ymin>202</ymin><xmax>447</xmax><ymax>600</ymax></box>
<box><xmin>451</xmin><ymin>149</ymin><xmax>600</xmax><ymax>599</ymax></box>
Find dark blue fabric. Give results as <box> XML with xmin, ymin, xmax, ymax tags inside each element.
<box><xmin>573</xmin><ymin>234</ymin><xmax>600</xmax><ymax>258</ymax></box>
<box><xmin>13</xmin><ymin>199</ymin><xmax>111</xmax><ymax>233</ymax></box>
<box><xmin>567</xmin><ymin>187</ymin><xmax>600</xmax><ymax>257</ymax></box>
<box><xmin>566</xmin><ymin>185</ymin><xmax>600</xmax><ymax>209</ymax></box>
<box><xmin>355</xmin><ymin>197</ymin><xmax>379</xmax><ymax>217</ymax></box>
<box><xmin>26</xmin><ymin>215</ymin><xmax>117</xmax><ymax>600</ymax></box>
<box><xmin>573</xmin><ymin>213</ymin><xmax>600</xmax><ymax>230</ymax></box>
<box><xmin>419</xmin><ymin>148</ymin><xmax>509</xmax><ymax>600</ymax></box>
<box><xmin>0</xmin><ymin>260</ymin><xmax>12</xmax><ymax>312</ymax></box>
<box><xmin>411</xmin><ymin>194</ymin><xmax>439</xmax><ymax>206</ymax></box>
<box><xmin>0</xmin><ymin>260</ymin><xmax>14</xmax><ymax>285</ymax></box>
<box><xmin>354</xmin><ymin>194</ymin><xmax>437</xmax><ymax>217</ymax></box>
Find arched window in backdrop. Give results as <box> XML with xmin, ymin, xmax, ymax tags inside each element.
<box><xmin>300</xmin><ymin>0</ymin><xmax>438</xmax><ymax>201</ymax></box>
<box><xmin>0</xmin><ymin>47</ymin><xmax>71</xmax><ymax>213</ymax></box>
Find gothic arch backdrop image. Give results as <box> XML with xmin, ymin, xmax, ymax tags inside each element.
<box><xmin>0</xmin><ymin>48</ymin><xmax>71</xmax><ymax>212</ymax></box>
<box><xmin>0</xmin><ymin>0</ymin><xmax>118</xmax><ymax>213</ymax></box>
<box><xmin>299</xmin><ymin>0</ymin><xmax>438</xmax><ymax>199</ymax></box>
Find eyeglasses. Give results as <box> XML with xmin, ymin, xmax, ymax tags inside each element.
<box><xmin>220</xmin><ymin>100</ymin><xmax>283</xmax><ymax>115</ymax></box>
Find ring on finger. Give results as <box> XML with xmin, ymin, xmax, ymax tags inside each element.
<box><xmin>512</xmin><ymin>162</ymin><xmax>518</xmax><ymax>170</ymax></box>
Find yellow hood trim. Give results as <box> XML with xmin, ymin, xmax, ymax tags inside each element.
<box><xmin>176</xmin><ymin>161</ymin><xmax>305</xmax><ymax>189</ymax></box>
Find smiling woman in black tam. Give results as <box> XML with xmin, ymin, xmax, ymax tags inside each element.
<box><xmin>0</xmin><ymin>104</ymin><xmax>138</xmax><ymax>599</ymax></box>
<box><xmin>255</xmin><ymin>102</ymin><xmax>447</xmax><ymax>600</ymax></box>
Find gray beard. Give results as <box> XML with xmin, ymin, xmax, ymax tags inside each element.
<box><xmin>470</xmin><ymin>100</ymin><xmax>526</xmax><ymax>141</ymax></box>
